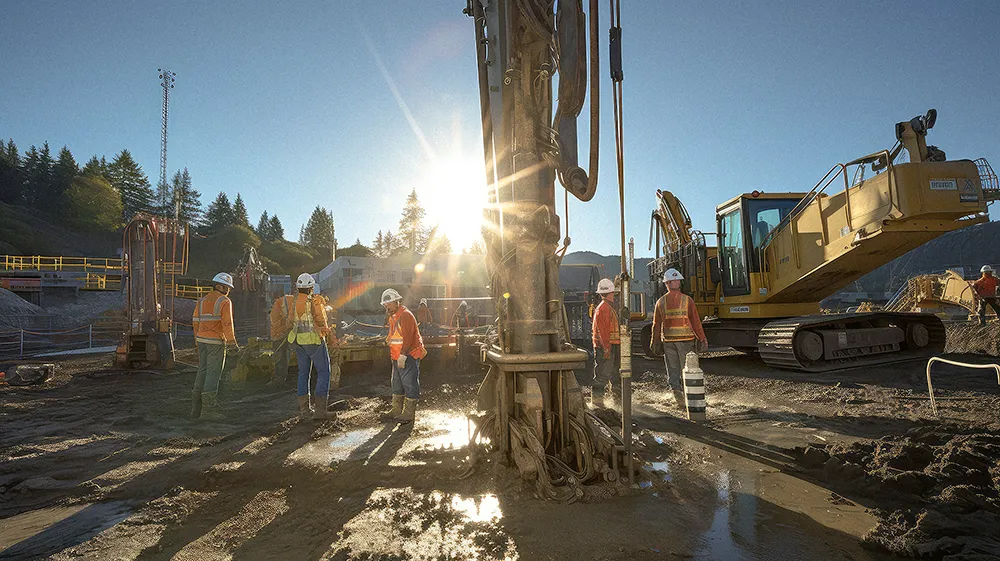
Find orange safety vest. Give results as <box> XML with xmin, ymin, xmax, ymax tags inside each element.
<box><xmin>193</xmin><ymin>290</ymin><xmax>235</xmax><ymax>345</ymax></box>
<box><xmin>657</xmin><ymin>292</ymin><xmax>695</xmax><ymax>342</ymax></box>
<box><xmin>592</xmin><ymin>299</ymin><xmax>620</xmax><ymax>349</ymax></box>
<box><xmin>387</xmin><ymin>306</ymin><xmax>427</xmax><ymax>361</ymax></box>
<box><xmin>270</xmin><ymin>294</ymin><xmax>295</xmax><ymax>341</ymax></box>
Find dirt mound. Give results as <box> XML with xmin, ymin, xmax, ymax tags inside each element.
<box><xmin>946</xmin><ymin>323</ymin><xmax>1000</xmax><ymax>356</ymax></box>
<box><xmin>801</xmin><ymin>426</ymin><xmax>1000</xmax><ymax>558</ymax></box>
<box><xmin>0</xmin><ymin>288</ymin><xmax>48</xmax><ymax>330</ymax></box>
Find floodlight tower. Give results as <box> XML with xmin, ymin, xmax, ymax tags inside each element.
<box><xmin>157</xmin><ymin>69</ymin><xmax>176</xmax><ymax>217</ymax></box>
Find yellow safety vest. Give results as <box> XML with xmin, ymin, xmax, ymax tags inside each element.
<box><xmin>658</xmin><ymin>293</ymin><xmax>695</xmax><ymax>342</ymax></box>
<box><xmin>287</xmin><ymin>294</ymin><xmax>323</xmax><ymax>345</ymax></box>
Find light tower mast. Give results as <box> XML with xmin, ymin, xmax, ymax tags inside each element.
<box><xmin>157</xmin><ymin>69</ymin><xmax>176</xmax><ymax>217</ymax></box>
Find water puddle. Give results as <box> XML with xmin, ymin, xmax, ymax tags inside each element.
<box><xmin>649</xmin><ymin>461</ymin><xmax>672</xmax><ymax>482</ymax></box>
<box><xmin>389</xmin><ymin>410</ymin><xmax>472</xmax><ymax>467</ymax></box>
<box><xmin>0</xmin><ymin>501</ymin><xmax>132</xmax><ymax>560</ymax></box>
<box><xmin>287</xmin><ymin>427</ymin><xmax>382</xmax><ymax>467</ymax></box>
<box><xmin>693</xmin><ymin>470</ymin><xmax>758</xmax><ymax>560</ymax></box>
<box><xmin>324</xmin><ymin>487</ymin><xmax>517</xmax><ymax>560</ymax></box>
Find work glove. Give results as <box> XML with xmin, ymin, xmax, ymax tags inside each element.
<box><xmin>396</xmin><ymin>355</ymin><xmax>407</xmax><ymax>369</ymax></box>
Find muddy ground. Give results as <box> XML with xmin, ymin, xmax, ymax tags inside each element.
<box><xmin>1</xmin><ymin>344</ymin><xmax>999</xmax><ymax>560</ymax></box>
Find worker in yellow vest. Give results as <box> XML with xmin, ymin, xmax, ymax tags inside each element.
<box><xmin>287</xmin><ymin>273</ymin><xmax>334</xmax><ymax>421</ymax></box>
<box><xmin>191</xmin><ymin>272</ymin><xmax>238</xmax><ymax>421</ymax></box>
<box><xmin>651</xmin><ymin>268</ymin><xmax>707</xmax><ymax>397</ymax></box>
<box><xmin>380</xmin><ymin>288</ymin><xmax>426</xmax><ymax>424</ymax></box>
<box><xmin>591</xmin><ymin>278</ymin><xmax>620</xmax><ymax>394</ymax></box>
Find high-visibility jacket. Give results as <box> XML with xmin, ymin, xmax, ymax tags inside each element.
<box><xmin>286</xmin><ymin>293</ymin><xmax>330</xmax><ymax>346</ymax></box>
<box><xmin>387</xmin><ymin>305</ymin><xmax>426</xmax><ymax>361</ymax></box>
<box><xmin>452</xmin><ymin>309</ymin><xmax>471</xmax><ymax>328</ymax></box>
<box><xmin>973</xmin><ymin>275</ymin><xmax>998</xmax><ymax>298</ymax></box>
<box><xmin>193</xmin><ymin>290</ymin><xmax>236</xmax><ymax>345</ymax></box>
<box><xmin>592</xmin><ymin>298</ymin><xmax>620</xmax><ymax>350</ymax></box>
<box><xmin>416</xmin><ymin>306</ymin><xmax>433</xmax><ymax>325</ymax></box>
<box><xmin>652</xmin><ymin>290</ymin><xmax>706</xmax><ymax>343</ymax></box>
<box><xmin>269</xmin><ymin>295</ymin><xmax>295</xmax><ymax>341</ymax></box>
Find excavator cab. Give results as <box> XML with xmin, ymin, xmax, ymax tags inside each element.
<box><xmin>716</xmin><ymin>193</ymin><xmax>803</xmax><ymax>298</ymax></box>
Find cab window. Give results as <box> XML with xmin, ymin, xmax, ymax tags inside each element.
<box><xmin>719</xmin><ymin>207</ymin><xmax>749</xmax><ymax>296</ymax></box>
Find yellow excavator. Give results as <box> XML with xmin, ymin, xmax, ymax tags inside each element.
<box><xmin>642</xmin><ymin>109</ymin><xmax>999</xmax><ymax>371</ymax></box>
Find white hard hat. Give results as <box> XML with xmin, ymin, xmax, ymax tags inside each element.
<box><xmin>381</xmin><ymin>288</ymin><xmax>402</xmax><ymax>305</ymax></box>
<box><xmin>459</xmin><ymin>300</ymin><xmax>468</xmax><ymax>307</ymax></box>
<box><xmin>212</xmin><ymin>272</ymin><xmax>234</xmax><ymax>288</ymax></box>
<box><xmin>663</xmin><ymin>268</ymin><xmax>684</xmax><ymax>282</ymax></box>
<box><xmin>419</xmin><ymin>298</ymin><xmax>428</xmax><ymax>306</ymax></box>
<box><xmin>982</xmin><ymin>265</ymin><xmax>994</xmax><ymax>273</ymax></box>
<box><xmin>296</xmin><ymin>273</ymin><xmax>316</xmax><ymax>289</ymax></box>
<box><xmin>596</xmin><ymin>278</ymin><xmax>615</xmax><ymax>294</ymax></box>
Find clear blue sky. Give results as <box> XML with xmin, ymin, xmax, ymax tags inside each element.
<box><xmin>2</xmin><ymin>1</ymin><xmax>998</xmax><ymax>256</ymax></box>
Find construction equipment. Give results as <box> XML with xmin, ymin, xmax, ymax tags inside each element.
<box><xmin>115</xmin><ymin>214</ymin><xmax>189</xmax><ymax>369</ymax></box>
<box><xmin>466</xmin><ymin>0</ymin><xmax>634</xmax><ymax>498</ymax></box>
<box><xmin>880</xmin><ymin>270</ymin><xmax>995</xmax><ymax>322</ymax></box>
<box><xmin>641</xmin><ymin>110</ymin><xmax>999</xmax><ymax>372</ymax></box>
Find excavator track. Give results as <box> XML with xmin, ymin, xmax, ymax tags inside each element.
<box><xmin>757</xmin><ymin>312</ymin><xmax>946</xmax><ymax>372</ymax></box>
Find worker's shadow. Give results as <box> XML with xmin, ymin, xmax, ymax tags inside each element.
<box><xmin>343</xmin><ymin>422</ymin><xmax>412</xmax><ymax>466</ymax></box>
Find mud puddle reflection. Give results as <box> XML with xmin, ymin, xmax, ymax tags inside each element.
<box><xmin>389</xmin><ymin>410</ymin><xmax>471</xmax><ymax>467</ymax></box>
<box><xmin>0</xmin><ymin>501</ymin><xmax>132</xmax><ymax>560</ymax></box>
<box><xmin>286</xmin><ymin>427</ymin><xmax>382</xmax><ymax>467</ymax></box>
<box><xmin>324</xmin><ymin>487</ymin><xmax>517</xmax><ymax>560</ymax></box>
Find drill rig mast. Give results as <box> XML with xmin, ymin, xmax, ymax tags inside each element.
<box><xmin>466</xmin><ymin>0</ymin><xmax>630</xmax><ymax>497</ymax></box>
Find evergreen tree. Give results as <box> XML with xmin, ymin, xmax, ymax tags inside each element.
<box><xmin>154</xmin><ymin>179</ymin><xmax>172</xmax><ymax>216</ymax></box>
<box><xmin>465</xmin><ymin>239</ymin><xmax>486</xmax><ymax>255</ymax></box>
<box><xmin>426</xmin><ymin>228</ymin><xmax>452</xmax><ymax>254</ymax></box>
<box><xmin>232</xmin><ymin>193</ymin><xmax>250</xmax><ymax>228</ymax></box>
<box><xmin>172</xmin><ymin>168</ymin><xmax>202</xmax><ymax>225</ymax></box>
<box><xmin>339</xmin><ymin>238</ymin><xmax>373</xmax><ymax>257</ymax></box>
<box><xmin>372</xmin><ymin>230</ymin><xmax>386</xmax><ymax>258</ymax></box>
<box><xmin>268</xmin><ymin>214</ymin><xmax>284</xmax><ymax>240</ymax></box>
<box><xmin>51</xmin><ymin>146</ymin><xmax>78</xmax><ymax>205</ymax></box>
<box><xmin>256</xmin><ymin>211</ymin><xmax>271</xmax><ymax>239</ymax></box>
<box><xmin>203</xmin><ymin>191</ymin><xmax>234</xmax><ymax>232</ymax></box>
<box><xmin>22</xmin><ymin>143</ymin><xmax>54</xmax><ymax>207</ymax></box>
<box><xmin>397</xmin><ymin>188</ymin><xmax>428</xmax><ymax>252</ymax></box>
<box><xmin>81</xmin><ymin>155</ymin><xmax>111</xmax><ymax>181</ymax></box>
<box><xmin>0</xmin><ymin>139</ymin><xmax>23</xmax><ymax>204</ymax></box>
<box><xmin>108</xmin><ymin>149</ymin><xmax>154</xmax><ymax>219</ymax></box>
<box><xmin>64</xmin><ymin>175</ymin><xmax>123</xmax><ymax>231</ymax></box>
<box><xmin>382</xmin><ymin>230</ymin><xmax>405</xmax><ymax>257</ymax></box>
<box><xmin>300</xmin><ymin>206</ymin><xmax>337</xmax><ymax>259</ymax></box>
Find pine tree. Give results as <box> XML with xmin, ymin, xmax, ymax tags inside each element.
<box><xmin>339</xmin><ymin>238</ymin><xmax>373</xmax><ymax>257</ymax></box>
<box><xmin>300</xmin><ymin>206</ymin><xmax>337</xmax><ymax>259</ymax></box>
<box><xmin>426</xmin><ymin>229</ymin><xmax>452</xmax><ymax>254</ymax></box>
<box><xmin>108</xmin><ymin>149</ymin><xmax>154</xmax><ymax>220</ymax></box>
<box><xmin>232</xmin><ymin>193</ymin><xmax>250</xmax><ymax>228</ymax></box>
<box><xmin>203</xmin><ymin>191</ymin><xmax>234</xmax><ymax>232</ymax></box>
<box><xmin>172</xmin><ymin>168</ymin><xmax>202</xmax><ymax>225</ymax></box>
<box><xmin>372</xmin><ymin>230</ymin><xmax>386</xmax><ymax>258</ymax></box>
<box><xmin>397</xmin><ymin>188</ymin><xmax>428</xmax><ymax>252</ymax></box>
<box><xmin>81</xmin><ymin>155</ymin><xmax>111</xmax><ymax>181</ymax></box>
<box><xmin>22</xmin><ymin>143</ymin><xmax>55</xmax><ymax>208</ymax></box>
<box><xmin>51</xmin><ymin>146</ymin><xmax>78</xmax><ymax>205</ymax></box>
<box><xmin>154</xmin><ymin>179</ymin><xmax>172</xmax><ymax>216</ymax></box>
<box><xmin>268</xmin><ymin>215</ymin><xmax>284</xmax><ymax>240</ymax></box>
<box><xmin>257</xmin><ymin>211</ymin><xmax>271</xmax><ymax>239</ymax></box>
<box><xmin>0</xmin><ymin>139</ymin><xmax>23</xmax><ymax>204</ymax></box>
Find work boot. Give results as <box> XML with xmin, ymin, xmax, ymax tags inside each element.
<box><xmin>312</xmin><ymin>396</ymin><xmax>332</xmax><ymax>421</ymax></box>
<box><xmin>395</xmin><ymin>397</ymin><xmax>417</xmax><ymax>424</ymax></box>
<box><xmin>189</xmin><ymin>391</ymin><xmax>203</xmax><ymax>420</ymax></box>
<box><xmin>199</xmin><ymin>392</ymin><xmax>226</xmax><ymax>421</ymax></box>
<box><xmin>297</xmin><ymin>395</ymin><xmax>313</xmax><ymax>420</ymax></box>
<box><xmin>381</xmin><ymin>394</ymin><xmax>404</xmax><ymax>422</ymax></box>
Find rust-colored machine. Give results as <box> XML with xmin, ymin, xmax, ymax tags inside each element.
<box><xmin>466</xmin><ymin>0</ymin><xmax>634</xmax><ymax>498</ymax></box>
<box><xmin>115</xmin><ymin>214</ymin><xmax>189</xmax><ymax>369</ymax></box>
<box><xmin>883</xmin><ymin>270</ymin><xmax>992</xmax><ymax>321</ymax></box>
<box><xmin>641</xmin><ymin>110</ymin><xmax>999</xmax><ymax>371</ymax></box>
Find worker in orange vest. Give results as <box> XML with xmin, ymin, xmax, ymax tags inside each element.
<box><xmin>268</xmin><ymin>290</ymin><xmax>296</xmax><ymax>387</ymax></box>
<box><xmin>416</xmin><ymin>298</ymin><xmax>433</xmax><ymax>326</ymax></box>
<box><xmin>287</xmin><ymin>273</ymin><xmax>335</xmax><ymax>421</ymax></box>
<box><xmin>972</xmin><ymin>265</ymin><xmax>1000</xmax><ymax>325</ymax></box>
<box><xmin>380</xmin><ymin>288</ymin><xmax>426</xmax><ymax>423</ymax></box>
<box><xmin>651</xmin><ymin>268</ymin><xmax>707</xmax><ymax>398</ymax></box>
<box><xmin>191</xmin><ymin>272</ymin><xmax>239</xmax><ymax>421</ymax></box>
<box><xmin>591</xmin><ymin>278</ymin><xmax>620</xmax><ymax>394</ymax></box>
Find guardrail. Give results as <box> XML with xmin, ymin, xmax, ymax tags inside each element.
<box><xmin>0</xmin><ymin>325</ymin><xmax>120</xmax><ymax>360</ymax></box>
<box><xmin>0</xmin><ymin>255</ymin><xmax>186</xmax><ymax>275</ymax></box>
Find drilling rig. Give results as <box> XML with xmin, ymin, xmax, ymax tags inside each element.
<box><xmin>466</xmin><ymin>0</ymin><xmax>632</xmax><ymax>498</ymax></box>
<box><xmin>115</xmin><ymin>214</ymin><xmax>189</xmax><ymax>369</ymax></box>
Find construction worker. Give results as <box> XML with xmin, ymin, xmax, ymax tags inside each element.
<box><xmin>191</xmin><ymin>272</ymin><xmax>238</xmax><ymax>421</ymax></box>
<box><xmin>380</xmin><ymin>288</ymin><xmax>426</xmax><ymax>424</ymax></box>
<box><xmin>973</xmin><ymin>265</ymin><xmax>1000</xmax><ymax>325</ymax></box>
<box><xmin>287</xmin><ymin>273</ymin><xmax>334</xmax><ymax>421</ymax></box>
<box><xmin>416</xmin><ymin>298</ymin><xmax>433</xmax><ymax>326</ymax></box>
<box><xmin>591</xmin><ymin>278</ymin><xmax>620</xmax><ymax>393</ymax></box>
<box><xmin>452</xmin><ymin>300</ymin><xmax>471</xmax><ymax>328</ymax></box>
<box><xmin>651</xmin><ymin>268</ymin><xmax>708</xmax><ymax>399</ymax></box>
<box><xmin>267</xmin><ymin>290</ymin><xmax>297</xmax><ymax>386</ymax></box>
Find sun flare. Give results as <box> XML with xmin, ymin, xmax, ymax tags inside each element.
<box><xmin>419</xmin><ymin>154</ymin><xmax>488</xmax><ymax>252</ymax></box>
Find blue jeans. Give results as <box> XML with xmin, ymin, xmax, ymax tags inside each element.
<box><xmin>391</xmin><ymin>356</ymin><xmax>420</xmax><ymax>399</ymax></box>
<box><xmin>294</xmin><ymin>341</ymin><xmax>331</xmax><ymax>398</ymax></box>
